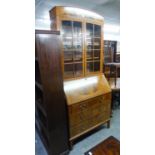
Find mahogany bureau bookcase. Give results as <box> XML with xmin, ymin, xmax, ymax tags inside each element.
<box><xmin>49</xmin><ymin>6</ymin><xmax>112</xmax><ymax>146</ymax></box>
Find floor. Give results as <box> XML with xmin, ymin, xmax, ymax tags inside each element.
<box><xmin>35</xmin><ymin>109</ymin><xmax>120</xmax><ymax>155</ymax></box>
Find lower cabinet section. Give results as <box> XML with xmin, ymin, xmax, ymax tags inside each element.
<box><xmin>68</xmin><ymin>93</ymin><xmax>111</xmax><ymax>140</ymax></box>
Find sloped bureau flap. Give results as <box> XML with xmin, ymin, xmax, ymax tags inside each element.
<box><xmin>64</xmin><ymin>74</ymin><xmax>111</xmax><ymax>105</ymax></box>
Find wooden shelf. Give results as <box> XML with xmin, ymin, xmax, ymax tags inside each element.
<box><xmin>64</xmin><ymin>61</ymin><xmax>82</xmax><ymax>64</ymax></box>
<box><xmin>35</xmin><ymin>57</ymin><xmax>38</xmax><ymax>61</ymax></box>
<box><xmin>37</xmin><ymin>117</ymin><xmax>48</xmax><ymax>134</ymax></box>
<box><xmin>87</xmin><ymin>49</ymin><xmax>100</xmax><ymax>51</ymax></box>
<box><xmin>35</xmin><ymin>121</ymin><xmax>49</xmax><ymax>150</ymax></box>
<box><xmin>86</xmin><ymin>37</ymin><xmax>101</xmax><ymax>39</ymax></box>
<box><xmin>36</xmin><ymin>101</ymin><xmax>46</xmax><ymax>117</ymax></box>
<box><xmin>86</xmin><ymin>60</ymin><xmax>100</xmax><ymax>62</ymax></box>
<box><xmin>94</xmin><ymin>57</ymin><xmax>100</xmax><ymax>59</ymax></box>
<box><xmin>35</xmin><ymin>30</ymin><xmax>69</xmax><ymax>154</ymax></box>
<box><xmin>35</xmin><ymin>81</ymin><xmax>43</xmax><ymax>91</ymax></box>
<box><xmin>104</xmin><ymin>40</ymin><xmax>117</xmax><ymax>63</ymax></box>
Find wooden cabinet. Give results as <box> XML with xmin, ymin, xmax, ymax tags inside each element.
<box><xmin>104</xmin><ymin>40</ymin><xmax>117</xmax><ymax>63</ymax></box>
<box><xmin>49</xmin><ymin>6</ymin><xmax>104</xmax><ymax>80</ymax></box>
<box><xmin>64</xmin><ymin>75</ymin><xmax>111</xmax><ymax>142</ymax></box>
<box><xmin>69</xmin><ymin>94</ymin><xmax>111</xmax><ymax>139</ymax></box>
<box><xmin>35</xmin><ymin>30</ymin><xmax>69</xmax><ymax>155</ymax></box>
<box><xmin>49</xmin><ymin>6</ymin><xmax>112</xmax><ymax>146</ymax></box>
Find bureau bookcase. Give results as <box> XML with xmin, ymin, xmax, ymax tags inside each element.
<box><xmin>49</xmin><ymin>6</ymin><xmax>111</xmax><ymax>146</ymax></box>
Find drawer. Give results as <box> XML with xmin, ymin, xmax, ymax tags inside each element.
<box><xmin>80</xmin><ymin>121</ymin><xmax>91</xmax><ymax>133</ymax></box>
<box><xmin>69</xmin><ymin>93</ymin><xmax>111</xmax><ymax>114</ymax></box>
<box><xmin>68</xmin><ymin>94</ymin><xmax>111</xmax><ymax>138</ymax></box>
<box><xmin>90</xmin><ymin>112</ymin><xmax>110</xmax><ymax>127</ymax></box>
<box><xmin>69</xmin><ymin>97</ymin><xmax>101</xmax><ymax>126</ymax></box>
<box><xmin>70</xmin><ymin>111</ymin><xmax>111</xmax><ymax>138</ymax></box>
<box><xmin>92</xmin><ymin>106</ymin><xmax>103</xmax><ymax>116</ymax></box>
<box><xmin>69</xmin><ymin>111</ymin><xmax>90</xmax><ymax>127</ymax></box>
<box><xmin>100</xmin><ymin>103</ymin><xmax>111</xmax><ymax>113</ymax></box>
<box><xmin>69</xmin><ymin>95</ymin><xmax>111</xmax><ymax>126</ymax></box>
<box><xmin>91</xmin><ymin>114</ymin><xmax>104</xmax><ymax>126</ymax></box>
<box><xmin>103</xmin><ymin>109</ymin><xmax>111</xmax><ymax>120</ymax></box>
<box><xmin>69</xmin><ymin>101</ymin><xmax>90</xmax><ymax>115</ymax></box>
<box><xmin>70</xmin><ymin>120</ymin><xmax>91</xmax><ymax>138</ymax></box>
<box><xmin>69</xmin><ymin>95</ymin><xmax>105</xmax><ymax>114</ymax></box>
<box><xmin>70</xmin><ymin>125</ymin><xmax>81</xmax><ymax>137</ymax></box>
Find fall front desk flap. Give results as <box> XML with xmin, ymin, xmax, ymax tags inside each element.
<box><xmin>64</xmin><ymin>74</ymin><xmax>111</xmax><ymax>105</ymax></box>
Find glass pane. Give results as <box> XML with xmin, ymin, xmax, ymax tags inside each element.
<box><xmin>87</xmin><ymin>62</ymin><xmax>93</xmax><ymax>73</ymax></box>
<box><xmin>86</xmin><ymin>38</ymin><xmax>93</xmax><ymax>50</ymax></box>
<box><xmin>94</xmin><ymin>25</ymin><xmax>101</xmax><ymax>37</ymax></box>
<box><xmin>110</xmin><ymin>41</ymin><xmax>115</xmax><ymax>53</ymax></box>
<box><xmin>94</xmin><ymin>38</ymin><xmax>100</xmax><ymax>49</ymax></box>
<box><xmin>104</xmin><ymin>41</ymin><xmax>110</xmax><ymax>63</ymax></box>
<box><xmin>87</xmin><ymin>50</ymin><xmax>93</xmax><ymax>60</ymax></box>
<box><xmin>94</xmin><ymin>50</ymin><xmax>100</xmax><ymax>60</ymax></box>
<box><xmin>64</xmin><ymin>64</ymin><xmax>74</xmax><ymax>78</ymax></box>
<box><xmin>86</xmin><ymin>23</ymin><xmax>93</xmax><ymax>37</ymax></box>
<box><xmin>63</xmin><ymin>37</ymin><xmax>72</xmax><ymax>49</ymax></box>
<box><xmin>64</xmin><ymin>51</ymin><xmax>73</xmax><ymax>62</ymax></box>
<box><xmin>74</xmin><ymin>50</ymin><xmax>82</xmax><ymax>61</ymax></box>
<box><xmin>73</xmin><ymin>37</ymin><xmax>82</xmax><ymax>49</ymax></box>
<box><xmin>94</xmin><ymin>61</ymin><xmax>100</xmax><ymax>72</ymax></box>
<box><xmin>74</xmin><ymin>63</ymin><xmax>82</xmax><ymax>76</ymax></box>
<box><xmin>73</xmin><ymin>22</ymin><xmax>82</xmax><ymax>37</ymax></box>
<box><xmin>62</xmin><ymin>21</ymin><xmax>72</xmax><ymax>37</ymax></box>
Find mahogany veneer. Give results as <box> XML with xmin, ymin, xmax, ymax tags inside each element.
<box><xmin>85</xmin><ymin>136</ymin><xmax>120</xmax><ymax>155</ymax></box>
<box><xmin>35</xmin><ymin>30</ymin><xmax>69</xmax><ymax>155</ymax></box>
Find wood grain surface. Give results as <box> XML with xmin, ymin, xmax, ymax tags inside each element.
<box><xmin>85</xmin><ymin>136</ymin><xmax>120</xmax><ymax>155</ymax></box>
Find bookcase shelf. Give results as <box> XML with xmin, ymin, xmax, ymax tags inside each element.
<box><xmin>104</xmin><ymin>40</ymin><xmax>118</xmax><ymax>63</ymax></box>
<box><xmin>35</xmin><ymin>82</ymin><xmax>43</xmax><ymax>91</ymax></box>
<box><xmin>36</xmin><ymin>101</ymin><xmax>46</xmax><ymax>117</ymax></box>
<box><xmin>35</xmin><ymin>30</ymin><xmax>69</xmax><ymax>155</ymax></box>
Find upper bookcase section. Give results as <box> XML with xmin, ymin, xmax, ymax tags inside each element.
<box><xmin>49</xmin><ymin>6</ymin><xmax>104</xmax><ymax>30</ymax></box>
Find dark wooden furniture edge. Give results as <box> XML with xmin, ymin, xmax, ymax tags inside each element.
<box><xmin>35</xmin><ymin>123</ymin><xmax>49</xmax><ymax>152</ymax></box>
<box><xmin>84</xmin><ymin>136</ymin><xmax>120</xmax><ymax>154</ymax></box>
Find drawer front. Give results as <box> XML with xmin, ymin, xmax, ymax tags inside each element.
<box><xmin>69</xmin><ymin>101</ymin><xmax>89</xmax><ymax>115</ymax></box>
<box><xmin>69</xmin><ymin>97</ymin><xmax>99</xmax><ymax>126</ymax></box>
<box><xmin>69</xmin><ymin>94</ymin><xmax>111</xmax><ymax>138</ymax></box>
<box><xmin>70</xmin><ymin>120</ymin><xmax>90</xmax><ymax>138</ymax></box>
<box><xmin>69</xmin><ymin>111</ymin><xmax>90</xmax><ymax>127</ymax></box>
<box><xmin>90</xmin><ymin>105</ymin><xmax>111</xmax><ymax>127</ymax></box>
<box><xmin>69</xmin><ymin>96</ymin><xmax>101</xmax><ymax>115</ymax></box>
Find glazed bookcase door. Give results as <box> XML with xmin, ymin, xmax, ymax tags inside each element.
<box><xmin>86</xmin><ymin>23</ymin><xmax>101</xmax><ymax>74</ymax></box>
<box><xmin>62</xmin><ymin>20</ymin><xmax>83</xmax><ymax>79</ymax></box>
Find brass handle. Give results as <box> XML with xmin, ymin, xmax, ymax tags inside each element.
<box><xmin>80</xmin><ymin>104</ymin><xmax>87</xmax><ymax>109</ymax></box>
<box><xmin>80</xmin><ymin>105</ymin><xmax>83</xmax><ymax>109</ymax></box>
